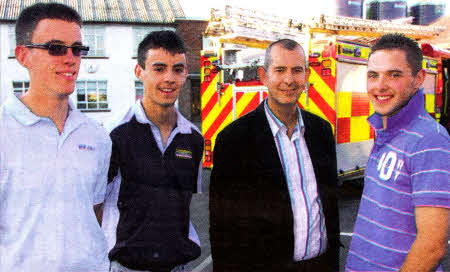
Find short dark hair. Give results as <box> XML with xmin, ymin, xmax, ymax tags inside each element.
<box><xmin>137</xmin><ymin>30</ymin><xmax>186</xmax><ymax>69</ymax></box>
<box><xmin>15</xmin><ymin>3</ymin><xmax>82</xmax><ymax>45</ymax></box>
<box><xmin>264</xmin><ymin>39</ymin><xmax>306</xmax><ymax>70</ymax></box>
<box><xmin>370</xmin><ymin>34</ymin><xmax>423</xmax><ymax>75</ymax></box>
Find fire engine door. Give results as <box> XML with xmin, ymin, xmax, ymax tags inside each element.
<box><xmin>335</xmin><ymin>61</ymin><xmax>374</xmax><ymax>177</ymax></box>
<box><xmin>233</xmin><ymin>86</ymin><xmax>268</xmax><ymax>120</ymax></box>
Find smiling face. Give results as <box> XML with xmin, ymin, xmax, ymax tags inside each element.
<box><xmin>367</xmin><ymin>49</ymin><xmax>425</xmax><ymax>118</ymax></box>
<box><xmin>135</xmin><ymin>48</ymin><xmax>188</xmax><ymax>110</ymax></box>
<box><xmin>258</xmin><ymin>44</ymin><xmax>309</xmax><ymax>112</ymax></box>
<box><xmin>17</xmin><ymin>19</ymin><xmax>82</xmax><ymax>98</ymax></box>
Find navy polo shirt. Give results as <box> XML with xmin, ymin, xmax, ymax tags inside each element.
<box><xmin>102</xmin><ymin>101</ymin><xmax>204</xmax><ymax>271</ymax></box>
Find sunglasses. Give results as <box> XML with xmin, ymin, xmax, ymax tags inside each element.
<box><xmin>25</xmin><ymin>43</ymin><xmax>90</xmax><ymax>57</ymax></box>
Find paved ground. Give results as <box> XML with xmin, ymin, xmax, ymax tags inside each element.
<box><xmin>185</xmin><ymin>169</ymin><xmax>449</xmax><ymax>272</ymax></box>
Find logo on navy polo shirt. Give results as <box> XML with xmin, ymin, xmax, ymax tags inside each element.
<box><xmin>175</xmin><ymin>148</ymin><xmax>192</xmax><ymax>160</ymax></box>
<box><xmin>78</xmin><ymin>144</ymin><xmax>95</xmax><ymax>151</ymax></box>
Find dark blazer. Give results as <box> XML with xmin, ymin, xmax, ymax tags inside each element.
<box><xmin>209</xmin><ymin>102</ymin><xmax>340</xmax><ymax>272</ymax></box>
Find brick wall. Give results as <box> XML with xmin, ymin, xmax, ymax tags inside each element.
<box><xmin>176</xmin><ymin>19</ymin><xmax>208</xmax><ymax>73</ymax></box>
<box><xmin>176</xmin><ymin>19</ymin><xmax>208</xmax><ymax>121</ymax></box>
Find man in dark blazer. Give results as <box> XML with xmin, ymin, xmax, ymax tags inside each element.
<box><xmin>209</xmin><ymin>39</ymin><xmax>340</xmax><ymax>272</ymax></box>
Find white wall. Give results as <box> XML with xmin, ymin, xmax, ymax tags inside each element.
<box><xmin>0</xmin><ymin>23</ymin><xmax>175</xmax><ymax>126</ymax></box>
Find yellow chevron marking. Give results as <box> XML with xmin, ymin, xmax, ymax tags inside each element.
<box><xmin>350</xmin><ymin>116</ymin><xmax>371</xmax><ymax>142</ymax></box>
<box><xmin>309</xmin><ymin>68</ymin><xmax>335</xmax><ymax>110</ymax></box>
<box><xmin>337</xmin><ymin>92</ymin><xmax>352</xmax><ymax>118</ymax></box>
<box><xmin>202</xmin><ymin>85</ymin><xmax>233</xmax><ymax>136</ymax></box>
<box><xmin>299</xmin><ymin>94</ymin><xmax>335</xmax><ymax>131</ymax></box>
<box><xmin>211</xmin><ymin>110</ymin><xmax>234</xmax><ymax>152</ymax></box>
<box><xmin>236</xmin><ymin>91</ymin><xmax>258</xmax><ymax>118</ymax></box>
<box><xmin>425</xmin><ymin>94</ymin><xmax>435</xmax><ymax>114</ymax></box>
<box><xmin>201</xmin><ymin>75</ymin><xmax>218</xmax><ymax>110</ymax></box>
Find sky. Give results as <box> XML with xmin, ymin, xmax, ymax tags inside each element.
<box><xmin>179</xmin><ymin>0</ymin><xmax>449</xmax><ymax>20</ymax></box>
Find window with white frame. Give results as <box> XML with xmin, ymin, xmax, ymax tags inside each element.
<box><xmin>133</xmin><ymin>26</ymin><xmax>175</xmax><ymax>57</ymax></box>
<box><xmin>76</xmin><ymin>80</ymin><xmax>108</xmax><ymax>110</ymax></box>
<box><xmin>135</xmin><ymin>81</ymin><xmax>144</xmax><ymax>101</ymax></box>
<box><xmin>12</xmin><ymin>81</ymin><xmax>29</xmax><ymax>97</ymax></box>
<box><xmin>82</xmin><ymin>26</ymin><xmax>105</xmax><ymax>57</ymax></box>
<box><xmin>9</xmin><ymin>25</ymin><xmax>16</xmax><ymax>57</ymax></box>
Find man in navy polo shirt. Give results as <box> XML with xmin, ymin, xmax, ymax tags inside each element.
<box><xmin>345</xmin><ymin>34</ymin><xmax>449</xmax><ymax>271</ymax></box>
<box><xmin>102</xmin><ymin>31</ymin><xmax>203</xmax><ymax>272</ymax></box>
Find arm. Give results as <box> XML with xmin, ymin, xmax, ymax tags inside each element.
<box><xmin>209</xmin><ymin>132</ymin><xmax>228</xmax><ymax>263</ymax></box>
<box><xmin>209</xmin><ymin>131</ymin><xmax>246</xmax><ymax>269</ymax></box>
<box><xmin>400</xmin><ymin>206</ymin><xmax>449</xmax><ymax>272</ymax></box>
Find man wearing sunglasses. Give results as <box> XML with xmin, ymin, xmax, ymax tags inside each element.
<box><xmin>0</xmin><ymin>3</ymin><xmax>111</xmax><ymax>272</ymax></box>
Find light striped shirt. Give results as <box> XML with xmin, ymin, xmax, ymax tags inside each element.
<box><xmin>264</xmin><ymin>100</ymin><xmax>327</xmax><ymax>261</ymax></box>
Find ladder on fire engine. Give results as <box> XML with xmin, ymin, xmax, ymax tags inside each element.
<box><xmin>308</xmin><ymin>15</ymin><xmax>444</xmax><ymax>40</ymax></box>
<box><xmin>205</xmin><ymin>5</ymin><xmax>306</xmax><ymax>48</ymax></box>
<box><xmin>205</xmin><ymin>5</ymin><xmax>445</xmax><ymax>44</ymax></box>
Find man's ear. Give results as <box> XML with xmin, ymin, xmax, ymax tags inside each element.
<box><xmin>134</xmin><ymin>63</ymin><xmax>143</xmax><ymax>80</ymax></box>
<box><xmin>305</xmin><ymin>67</ymin><xmax>311</xmax><ymax>82</ymax></box>
<box><xmin>257</xmin><ymin>66</ymin><xmax>266</xmax><ymax>85</ymax></box>
<box><xmin>413</xmin><ymin>69</ymin><xmax>426</xmax><ymax>90</ymax></box>
<box><xmin>15</xmin><ymin>45</ymin><xmax>29</xmax><ymax>68</ymax></box>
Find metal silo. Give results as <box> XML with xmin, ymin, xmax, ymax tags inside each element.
<box><xmin>336</xmin><ymin>0</ymin><xmax>364</xmax><ymax>18</ymax></box>
<box><xmin>366</xmin><ymin>0</ymin><xmax>408</xmax><ymax>20</ymax></box>
<box><xmin>410</xmin><ymin>0</ymin><xmax>446</xmax><ymax>25</ymax></box>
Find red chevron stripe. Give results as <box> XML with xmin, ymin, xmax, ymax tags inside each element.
<box><xmin>204</xmin><ymin>98</ymin><xmax>233</xmax><ymax>140</ymax></box>
<box><xmin>310</xmin><ymin>65</ymin><xmax>336</xmax><ymax>92</ymax></box>
<box><xmin>201</xmin><ymin>93</ymin><xmax>218</xmax><ymax>122</ymax></box>
<box><xmin>201</xmin><ymin>73</ymin><xmax>218</xmax><ymax>96</ymax></box>
<box><xmin>238</xmin><ymin>92</ymin><xmax>261</xmax><ymax>118</ymax></box>
<box><xmin>308</xmin><ymin>87</ymin><xmax>335</xmax><ymax>125</ymax></box>
<box><xmin>235</xmin><ymin>92</ymin><xmax>244</xmax><ymax>103</ymax></box>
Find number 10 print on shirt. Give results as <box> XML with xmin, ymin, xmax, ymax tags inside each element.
<box><xmin>377</xmin><ymin>151</ymin><xmax>405</xmax><ymax>182</ymax></box>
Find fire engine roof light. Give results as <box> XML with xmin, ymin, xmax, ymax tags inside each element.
<box><xmin>322</xmin><ymin>59</ymin><xmax>332</xmax><ymax>68</ymax></box>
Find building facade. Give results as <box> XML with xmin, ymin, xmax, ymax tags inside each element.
<box><xmin>0</xmin><ymin>0</ymin><xmax>205</xmax><ymax>125</ymax></box>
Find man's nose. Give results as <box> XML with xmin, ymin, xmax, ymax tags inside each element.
<box><xmin>164</xmin><ymin>71</ymin><xmax>176</xmax><ymax>82</ymax></box>
<box><xmin>283</xmin><ymin>71</ymin><xmax>295</xmax><ymax>85</ymax></box>
<box><xmin>63</xmin><ymin>48</ymin><xmax>77</xmax><ymax>65</ymax></box>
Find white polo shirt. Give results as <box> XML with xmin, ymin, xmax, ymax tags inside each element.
<box><xmin>0</xmin><ymin>95</ymin><xmax>111</xmax><ymax>272</ymax></box>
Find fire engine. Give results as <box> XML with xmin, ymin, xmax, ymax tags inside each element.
<box><xmin>200</xmin><ymin>6</ymin><xmax>448</xmax><ymax>181</ymax></box>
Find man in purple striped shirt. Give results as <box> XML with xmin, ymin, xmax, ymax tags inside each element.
<box><xmin>345</xmin><ymin>34</ymin><xmax>449</xmax><ymax>271</ymax></box>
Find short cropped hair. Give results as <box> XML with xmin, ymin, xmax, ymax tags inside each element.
<box><xmin>15</xmin><ymin>3</ymin><xmax>82</xmax><ymax>45</ymax></box>
<box><xmin>264</xmin><ymin>39</ymin><xmax>307</xmax><ymax>70</ymax></box>
<box><xmin>137</xmin><ymin>30</ymin><xmax>186</xmax><ymax>69</ymax></box>
<box><xmin>370</xmin><ymin>34</ymin><xmax>423</xmax><ymax>75</ymax></box>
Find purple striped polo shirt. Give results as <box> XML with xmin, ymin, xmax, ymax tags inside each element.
<box><xmin>345</xmin><ymin>89</ymin><xmax>450</xmax><ymax>271</ymax></box>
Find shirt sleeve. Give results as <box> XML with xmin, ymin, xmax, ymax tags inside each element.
<box><xmin>410</xmin><ymin>133</ymin><xmax>450</xmax><ymax>208</ymax></box>
<box><xmin>93</xmin><ymin>136</ymin><xmax>112</xmax><ymax>205</ymax></box>
<box><xmin>196</xmin><ymin>156</ymin><xmax>203</xmax><ymax>193</ymax></box>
